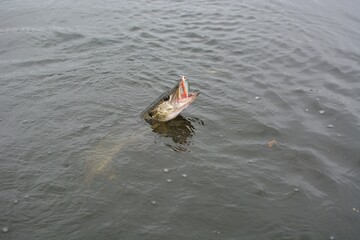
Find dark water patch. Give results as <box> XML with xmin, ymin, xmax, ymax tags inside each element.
<box><xmin>129</xmin><ymin>26</ymin><xmax>142</xmax><ymax>32</ymax></box>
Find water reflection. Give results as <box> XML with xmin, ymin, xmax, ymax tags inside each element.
<box><xmin>149</xmin><ymin>115</ymin><xmax>204</xmax><ymax>152</ymax></box>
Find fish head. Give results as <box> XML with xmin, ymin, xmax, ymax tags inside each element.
<box><xmin>142</xmin><ymin>76</ymin><xmax>199</xmax><ymax>122</ymax></box>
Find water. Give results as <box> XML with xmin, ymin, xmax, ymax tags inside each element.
<box><xmin>1</xmin><ymin>0</ymin><xmax>360</xmax><ymax>239</ymax></box>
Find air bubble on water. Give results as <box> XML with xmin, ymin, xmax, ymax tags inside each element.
<box><xmin>166</xmin><ymin>179</ymin><xmax>172</xmax><ymax>183</ymax></box>
<box><xmin>151</xmin><ymin>200</ymin><xmax>157</xmax><ymax>205</ymax></box>
<box><xmin>319</xmin><ymin>110</ymin><xmax>325</xmax><ymax>114</ymax></box>
<box><xmin>316</xmin><ymin>97</ymin><xmax>320</xmax><ymax>101</ymax></box>
<box><xmin>329</xmin><ymin>236</ymin><xmax>335</xmax><ymax>240</ymax></box>
<box><xmin>248</xmin><ymin>160</ymin><xmax>254</xmax><ymax>163</ymax></box>
<box><xmin>327</xmin><ymin>124</ymin><xmax>334</xmax><ymax>128</ymax></box>
<box><xmin>22</xmin><ymin>120</ymin><xmax>28</xmax><ymax>124</ymax></box>
<box><xmin>48</xmin><ymin>151</ymin><xmax>52</xmax><ymax>155</ymax></box>
<box><xmin>182</xmin><ymin>174</ymin><xmax>187</xmax><ymax>178</ymax></box>
<box><xmin>2</xmin><ymin>227</ymin><xmax>8</xmax><ymax>233</ymax></box>
<box><xmin>163</xmin><ymin>168</ymin><xmax>170</xmax><ymax>173</ymax></box>
<box><xmin>255</xmin><ymin>96</ymin><xmax>260</xmax><ymax>100</ymax></box>
<box><xmin>13</xmin><ymin>200</ymin><xmax>18</xmax><ymax>204</ymax></box>
<box><xmin>305</xmin><ymin>108</ymin><xmax>309</xmax><ymax>112</ymax></box>
<box><xmin>294</xmin><ymin>188</ymin><xmax>299</xmax><ymax>192</ymax></box>
<box><xmin>24</xmin><ymin>195</ymin><xmax>29</xmax><ymax>199</ymax></box>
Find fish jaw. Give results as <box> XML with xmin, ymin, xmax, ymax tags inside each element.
<box><xmin>165</xmin><ymin>91</ymin><xmax>199</xmax><ymax>121</ymax></box>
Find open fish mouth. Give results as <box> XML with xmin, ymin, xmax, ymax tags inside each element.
<box><xmin>165</xmin><ymin>76</ymin><xmax>199</xmax><ymax>121</ymax></box>
<box><xmin>175</xmin><ymin>76</ymin><xmax>199</xmax><ymax>103</ymax></box>
<box><xmin>179</xmin><ymin>75</ymin><xmax>190</xmax><ymax>98</ymax></box>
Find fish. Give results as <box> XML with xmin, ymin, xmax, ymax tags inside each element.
<box><xmin>141</xmin><ymin>76</ymin><xmax>200</xmax><ymax>122</ymax></box>
<box><xmin>84</xmin><ymin>76</ymin><xmax>200</xmax><ymax>183</ymax></box>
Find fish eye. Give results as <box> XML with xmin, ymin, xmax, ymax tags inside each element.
<box><xmin>163</xmin><ymin>95</ymin><xmax>170</xmax><ymax>101</ymax></box>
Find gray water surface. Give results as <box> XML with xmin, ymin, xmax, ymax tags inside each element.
<box><xmin>1</xmin><ymin>0</ymin><xmax>360</xmax><ymax>239</ymax></box>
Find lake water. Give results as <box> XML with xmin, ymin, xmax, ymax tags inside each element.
<box><xmin>1</xmin><ymin>0</ymin><xmax>360</xmax><ymax>239</ymax></box>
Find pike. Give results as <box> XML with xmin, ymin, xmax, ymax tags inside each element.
<box><xmin>85</xmin><ymin>76</ymin><xmax>199</xmax><ymax>183</ymax></box>
<box><xmin>141</xmin><ymin>76</ymin><xmax>200</xmax><ymax>122</ymax></box>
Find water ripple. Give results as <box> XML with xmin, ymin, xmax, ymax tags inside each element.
<box><xmin>1</xmin><ymin>0</ymin><xmax>360</xmax><ymax>239</ymax></box>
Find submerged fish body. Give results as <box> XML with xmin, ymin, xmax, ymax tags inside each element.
<box><xmin>141</xmin><ymin>76</ymin><xmax>199</xmax><ymax>122</ymax></box>
<box><xmin>85</xmin><ymin>77</ymin><xmax>200</xmax><ymax>183</ymax></box>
